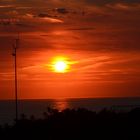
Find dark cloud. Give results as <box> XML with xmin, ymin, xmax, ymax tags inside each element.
<box><xmin>66</xmin><ymin>27</ymin><xmax>95</xmax><ymax>31</ymax></box>
<box><xmin>38</xmin><ymin>13</ymin><xmax>54</xmax><ymax>18</ymax></box>
<box><xmin>55</xmin><ymin>8</ymin><xmax>69</xmax><ymax>14</ymax></box>
<box><xmin>83</xmin><ymin>0</ymin><xmax>140</xmax><ymax>5</ymax></box>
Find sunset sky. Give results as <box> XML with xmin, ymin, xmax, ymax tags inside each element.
<box><xmin>0</xmin><ymin>0</ymin><xmax>140</xmax><ymax>99</ymax></box>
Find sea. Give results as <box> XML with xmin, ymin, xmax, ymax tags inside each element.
<box><xmin>0</xmin><ymin>97</ymin><xmax>140</xmax><ymax>125</ymax></box>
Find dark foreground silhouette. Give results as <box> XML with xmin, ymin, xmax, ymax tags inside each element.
<box><xmin>0</xmin><ymin>107</ymin><xmax>140</xmax><ymax>140</ymax></box>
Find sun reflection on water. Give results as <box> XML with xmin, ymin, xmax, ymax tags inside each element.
<box><xmin>53</xmin><ymin>99</ymin><xmax>69</xmax><ymax>111</ymax></box>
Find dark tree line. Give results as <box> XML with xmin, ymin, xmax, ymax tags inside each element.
<box><xmin>0</xmin><ymin>107</ymin><xmax>140</xmax><ymax>140</ymax></box>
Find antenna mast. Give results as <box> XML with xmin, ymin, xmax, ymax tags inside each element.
<box><xmin>12</xmin><ymin>34</ymin><xmax>20</xmax><ymax>123</ymax></box>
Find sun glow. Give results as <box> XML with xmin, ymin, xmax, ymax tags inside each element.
<box><xmin>51</xmin><ymin>57</ymin><xmax>70</xmax><ymax>73</ymax></box>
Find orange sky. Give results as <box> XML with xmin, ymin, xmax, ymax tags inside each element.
<box><xmin>0</xmin><ymin>0</ymin><xmax>140</xmax><ymax>99</ymax></box>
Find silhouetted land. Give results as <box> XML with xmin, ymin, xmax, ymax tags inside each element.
<box><xmin>0</xmin><ymin>107</ymin><xmax>140</xmax><ymax>140</ymax></box>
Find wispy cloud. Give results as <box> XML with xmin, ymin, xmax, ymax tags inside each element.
<box><xmin>0</xmin><ymin>5</ymin><xmax>13</xmax><ymax>8</ymax></box>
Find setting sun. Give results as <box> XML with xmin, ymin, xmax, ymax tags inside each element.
<box><xmin>50</xmin><ymin>56</ymin><xmax>70</xmax><ymax>73</ymax></box>
<box><xmin>54</xmin><ymin>61</ymin><xmax>68</xmax><ymax>73</ymax></box>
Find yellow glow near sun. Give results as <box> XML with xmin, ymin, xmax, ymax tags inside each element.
<box><xmin>51</xmin><ymin>57</ymin><xmax>70</xmax><ymax>73</ymax></box>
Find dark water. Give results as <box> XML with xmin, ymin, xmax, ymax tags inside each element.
<box><xmin>0</xmin><ymin>97</ymin><xmax>140</xmax><ymax>125</ymax></box>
